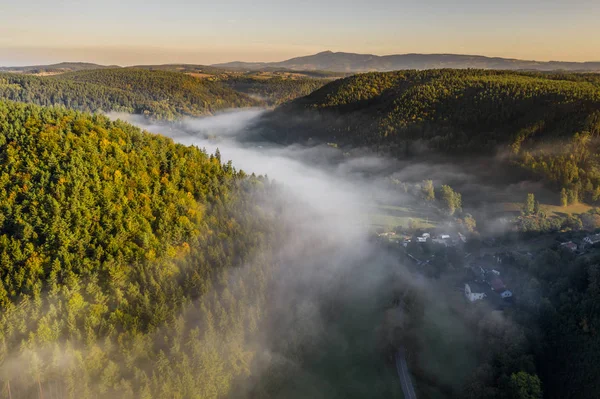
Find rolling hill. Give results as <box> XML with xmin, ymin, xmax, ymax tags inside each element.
<box><xmin>215</xmin><ymin>51</ymin><xmax>600</xmax><ymax>73</ymax></box>
<box><xmin>260</xmin><ymin>69</ymin><xmax>600</xmax><ymax>202</ymax></box>
<box><xmin>0</xmin><ymin>99</ymin><xmax>278</xmax><ymax>398</ymax></box>
<box><xmin>0</xmin><ymin>68</ymin><xmax>260</xmax><ymax>119</ymax></box>
<box><xmin>0</xmin><ymin>62</ymin><xmax>115</xmax><ymax>75</ymax></box>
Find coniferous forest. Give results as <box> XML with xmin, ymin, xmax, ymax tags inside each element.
<box><xmin>264</xmin><ymin>69</ymin><xmax>600</xmax><ymax>203</ymax></box>
<box><xmin>1</xmin><ymin>65</ymin><xmax>600</xmax><ymax>399</ymax></box>
<box><xmin>0</xmin><ymin>100</ymin><xmax>281</xmax><ymax>398</ymax></box>
<box><xmin>0</xmin><ymin>69</ymin><xmax>260</xmax><ymax>120</ymax></box>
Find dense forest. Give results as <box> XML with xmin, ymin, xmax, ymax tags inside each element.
<box><xmin>0</xmin><ymin>100</ymin><xmax>281</xmax><ymax>398</ymax></box>
<box><xmin>0</xmin><ymin>68</ymin><xmax>335</xmax><ymax>119</ymax></box>
<box><xmin>0</xmin><ymin>63</ymin><xmax>113</xmax><ymax>75</ymax></box>
<box><xmin>220</xmin><ymin>76</ymin><xmax>327</xmax><ymax>106</ymax></box>
<box><xmin>2</xmin><ymin>66</ymin><xmax>600</xmax><ymax>399</ymax></box>
<box><xmin>262</xmin><ymin>69</ymin><xmax>600</xmax><ymax>203</ymax></box>
<box><xmin>462</xmin><ymin>229</ymin><xmax>600</xmax><ymax>399</ymax></box>
<box><xmin>0</xmin><ymin>69</ymin><xmax>260</xmax><ymax>120</ymax></box>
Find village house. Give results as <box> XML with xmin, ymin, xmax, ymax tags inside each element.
<box><xmin>584</xmin><ymin>233</ymin><xmax>600</xmax><ymax>246</ymax></box>
<box><xmin>465</xmin><ymin>283</ymin><xmax>486</xmax><ymax>302</ymax></box>
<box><xmin>560</xmin><ymin>241</ymin><xmax>578</xmax><ymax>252</ymax></box>
<box><xmin>490</xmin><ymin>277</ymin><xmax>506</xmax><ymax>292</ymax></box>
<box><xmin>432</xmin><ymin>238</ymin><xmax>448</xmax><ymax>246</ymax></box>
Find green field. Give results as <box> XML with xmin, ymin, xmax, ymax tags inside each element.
<box><xmin>494</xmin><ymin>202</ymin><xmax>594</xmax><ymax>218</ymax></box>
<box><xmin>367</xmin><ymin>203</ymin><xmax>439</xmax><ymax>230</ymax></box>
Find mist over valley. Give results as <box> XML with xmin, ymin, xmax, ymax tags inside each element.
<box><xmin>1</xmin><ymin>8</ymin><xmax>600</xmax><ymax>397</ymax></box>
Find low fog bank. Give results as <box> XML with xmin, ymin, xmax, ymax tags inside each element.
<box><xmin>108</xmin><ymin>110</ymin><xmax>522</xmax><ymax>398</ymax></box>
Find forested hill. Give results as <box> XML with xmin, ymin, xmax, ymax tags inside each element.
<box><xmin>0</xmin><ymin>100</ymin><xmax>279</xmax><ymax>398</ymax></box>
<box><xmin>221</xmin><ymin>76</ymin><xmax>328</xmax><ymax>105</ymax></box>
<box><xmin>0</xmin><ymin>68</ymin><xmax>260</xmax><ymax>119</ymax></box>
<box><xmin>0</xmin><ymin>62</ymin><xmax>113</xmax><ymax>75</ymax></box>
<box><xmin>263</xmin><ymin>69</ymin><xmax>600</xmax><ymax>202</ymax></box>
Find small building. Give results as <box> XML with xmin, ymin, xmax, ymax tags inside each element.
<box><xmin>560</xmin><ymin>241</ymin><xmax>578</xmax><ymax>252</ymax></box>
<box><xmin>458</xmin><ymin>232</ymin><xmax>467</xmax><ymax>243</ymax></box>
<box><xmin>491</xmin><ymin>269</ymin><xmax>501</xmax><ymax>276</ymax></box>
<box><xmin>584</xmin><ymin>234</ymin><xmax>600</xmax><ymax>246</ymax></box>
<box><xmin>501</xmin><ymin>290</ymin><xmax>513</xmax><ymax>299</ymax></box>
<box><xmin>422</xmin><ymin>233</ymin><xmax>431</xmax><ymax>238</ymax></box>
<box><xmin>490</xmin><ymin>277</ymin><xmax>506</xmax><ymax>292</ymax></box>
<box><xmin>465</xmin><ymin>283</ymin><xmax>486</xmax><ymax>302</ymax></box>
<box><xmin>440</xmin><ymin>234</ymin><xmax>451</xmax><ymax>240</ymax></box>
<box><xmin>432</xmin><ymin>238</ymin><xmax>448</xmax><ymax>246</ymax></box>
<box><xmin>417</xmin><ymin>237</ymin><xmax>427</xmax><ymax>243</ymax></box>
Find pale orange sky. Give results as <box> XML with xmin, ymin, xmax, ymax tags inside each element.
<box><xmin>1</xmin><ymin>0</ymin><xmax>599</xmax><ymax>66</ymax></box>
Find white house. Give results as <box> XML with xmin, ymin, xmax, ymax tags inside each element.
<box><xmin>422</xmin><ymin>233</ymin><xmax>431</xmax><ymax>238</ymax></box>
<box><xmin>560</xmin><ymin>241</ymin><xmax>578</xmax><ymax>252</ymax></box>
<box><xmin>465</xmin><ymin>284</ymin><xmax>486</xmax><ymax>302</ymax></box>
<box><xmin>440</xmin><ymin>234</ymin><xmax>451</xmax><ymax>240</ymax></box>
<box><xmin>432</xmin><ymin>238</ymin><xmax>448</xmax><ymax>246</ymax></box>
<box><xmin>417</xmin><ymin>237</ymin><xmax>427</xmax><ymax>243</ymax></box>
<box><xmin>584</xmin><ymin>234</ymin><xmax>600</xmax><ymax>245</ymax></box>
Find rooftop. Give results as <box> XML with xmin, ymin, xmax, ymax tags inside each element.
<box><xmin>491</xmin><ymin>278</ymin><xmax>506</xmax><ymax>291</ymax></box>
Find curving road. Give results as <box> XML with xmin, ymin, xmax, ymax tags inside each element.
<box><xmin>395</xmin><ymin>347</ymin><xmax>417</xmax><ymax>399</ymax></box>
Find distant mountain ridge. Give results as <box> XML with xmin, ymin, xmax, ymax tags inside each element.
<box><xmin>214</xmin><ymin>51</ymin><xmax>600</xmax><ymax>72</ymax></box>
<box><xmin>0</xmin><ymin>62</ymin><xmax>115</xmax><ymax>74</ymax></box>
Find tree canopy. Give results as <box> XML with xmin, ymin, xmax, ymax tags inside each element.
<box><xmin>0</xmin><ymin>100</ymin><xmax>279</xmax><ymax>398</ymax></box>
<box><xmin>263</xmin><ymin>69</ymin><xmax>600</xmax><ymax>202</ymax></box>
<box><xmin>0</xmin><ymin>69</ymin><xmax>261</xmax><ymax>120</ymax></box>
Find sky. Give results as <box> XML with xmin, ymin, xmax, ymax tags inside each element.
<box><xmin>1</xmin><ymin>0</ymin><xmax>599</xmax><ymax>66</ymax></box>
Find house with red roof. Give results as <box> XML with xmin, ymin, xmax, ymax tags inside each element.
<box><xmin>490</xmin><ymin>277</ymin><xmax>506</xmax><ymax>292</ymax></box>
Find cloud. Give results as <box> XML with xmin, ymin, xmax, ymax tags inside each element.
<box><xmin>108</xmin><ymin>110</ymin><xmax>520</xmax><ymax>396</ymax></box>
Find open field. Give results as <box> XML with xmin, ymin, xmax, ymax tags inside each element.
<box><xmin>492</xmin><ymin>202</ymin><xmax>594</xmax><ymax>218</ymax></box>
<box><xmin>185</xmin><ymin>72</ymin><xmax>213</xmax><ymax>79</ymax></box>
<box><xmin>366</xmin><ymin>203</ymin><xmax>439</xmax><ymax>229</ymax></box>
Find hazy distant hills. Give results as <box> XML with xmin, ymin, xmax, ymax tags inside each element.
<box><xmin>4</xmin><ymin>52</ymin><xmax>600</xmax><ymax>76</ymax></box>
<box><xmin>214</xmin><ymin>51</ymin><xmax>600</xmax><ymax>73</ymax></box>
<box><xmin>0</xmin><ymin>62</ymin><xmax>115</xmax><ymax>75</ymax></box>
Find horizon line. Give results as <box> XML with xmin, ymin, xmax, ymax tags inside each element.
<box><xmin>1</xmin><ymin>50</ymin><xmax>600</xmax><ymax>69</ymax></box>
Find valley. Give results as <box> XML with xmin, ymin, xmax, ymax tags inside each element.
<box><xmin>0</xmin><ymin>61</ymin><xmax>600</xmax><ymax>399</ymax></box>
<box><xmin>3</xmin><ymin>0</ymin><xmax>600</xmax><ymax>397</ymax></box>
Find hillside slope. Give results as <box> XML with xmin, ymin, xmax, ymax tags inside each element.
<box><xmin>262</xmin><ymin>69</ymin><xmax>600</xmax><ymax>201</ymax></box>
<box><xmin>215</xmin><ymin>51</ymin><xmax>600</xmax><ymax>73</ymax></box>
<box><xmin>57</xmin><ymin>68</ymin><xmax>262</xmax><ymax>115</ymax></box>
<box><xmin>0</xmin><ymin>69</ymin><xmax>260</xmax><ymax>119</ymax></box>
<box><xmin>0</xmin><ymin>100</ymin><xmax>278</xmax><ymax>398</ymax></box>
<box><xmin>0</xmin><ymin>62</ymin><xmax>114</xmax><ymax>74</ymax></box>
<box><xmin>221</xmin><ymin>76</ymin><xmax>328</xmax><ymax>105</ymax></box>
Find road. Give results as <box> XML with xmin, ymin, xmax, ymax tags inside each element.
<box><xmin>395</xmin><ymin>347</ymin><xmax>417</xmax><ymax>399</ymax></box>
